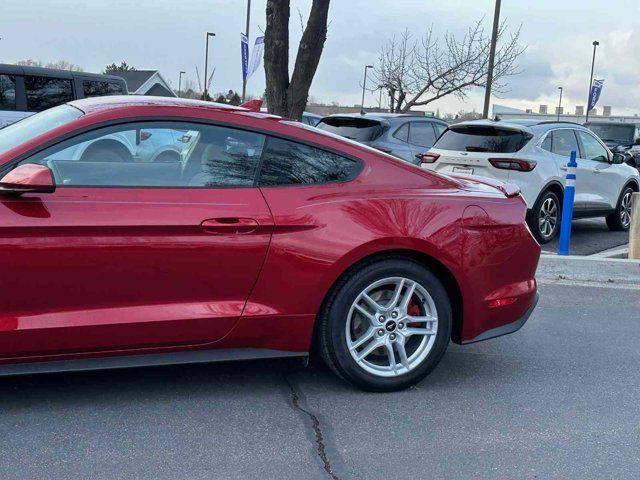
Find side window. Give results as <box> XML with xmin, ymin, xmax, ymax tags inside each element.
<box><xmin>408</xmin><ymin>122</ymin><xmax>437</xmax><ymax>148</ymax></box>
<box><xmin>577</xmin><ymin>130</ymin><xmax>609</xmax><ymax>162</ymax></box>
<box><xmin>393</xmin><ymin>123</ymin><xmax>409</xmax><ymax>142</ymax></box>
<box><xmin>82</xmin><ymin>80</ymin><xmax>125</xmax><ymax>98</ymax></box>
<box><xmin>0</xmin><ymin>75</ymin><xmax>16</xmax><ymax>111</ymax></box>
<box><xmin>550</xmin><ymin>129</ymin><xmax>579</xmax><ymax>157</ymax></box>
<box><xmin>540</xmin><ymin>133</ymin><xmax>552</xmax><ymax>152</ymax></box>
<box><xmin>258</xmin><ymin>137</ymin><xmax>360</xmax><ymax>186</ymax></box>
<box><xmin>433</xmin><ymin>123</ymin><xmax>447</xmax><ymax>137</ymax></box>
<box><xmin>25</xmin><ymin>76</ymin><xmax>74</xmax><ymax>112</ymax></box>
<box><xmin>21</xmin><ymin>122</ymin><xmax>265</xmax><ymax>187</ymax></box>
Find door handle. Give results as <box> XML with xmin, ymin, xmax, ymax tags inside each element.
<box><xmin>560</xmin><ymin>165</ymin><xmax>568</xmax><ymax>171</ymax></box>
<box><xmin>201</xmin><ymin>217</ymin><xmax>259</xmax><ymax>234</ymax></box>
<box><xmin>593</xmin><ymin>169</ymin><xmax>602</xmax><ymax>174</ymax></box>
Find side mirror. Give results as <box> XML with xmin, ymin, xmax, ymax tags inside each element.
<box><xmin>0</xmin><ymin>164</ymin><xmax>55</xmax><ymax>195</ymax></box>
<box><xmin>611</xmin><ymin>153</ymin><xmax>626</xmax><ymax>165</ymax></box>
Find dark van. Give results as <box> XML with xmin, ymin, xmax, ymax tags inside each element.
<box><xmin>0</xmin><ymin>64</ymin><xmax>128</xmax><ymax>127</ymax></box>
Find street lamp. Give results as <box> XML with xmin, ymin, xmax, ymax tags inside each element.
<box><xmin>557</xmin><ymin>86</ymin><xmax>563</xmax><ymax>121</ymax></box>
<box><xmin>360</xmin><ymin>65</ymin><xmax>374</xmax><ymax>114</ymax></box>
<box><xmin>482</xmin><ymin>0</ymin><xmax>502</xmax><ymax>118</ymax></box>
<box><xmin>203</xmin><ymin>32</ymin><xmax>216</xmax><ymax>101</ymax></box>
<box><xmin>178</xmin><ymin>71</ymin><xmax>186</xmax><ymax>98</ymax></box>
<box><xmin>585</xmin><ymin>40</ymin><xmax>599</xmax><ymax>122</ymax></box>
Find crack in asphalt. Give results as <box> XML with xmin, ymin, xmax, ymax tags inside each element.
<box><xmin>281</xmin><ymin>368</ymin><xmax>342</xmax><ymax>480</ymax></box>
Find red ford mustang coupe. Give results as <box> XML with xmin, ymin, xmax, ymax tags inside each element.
<box><xmin>0</xmin><ymin>97</ymin><xmax>540</xmax><ymax>391</ymax></box>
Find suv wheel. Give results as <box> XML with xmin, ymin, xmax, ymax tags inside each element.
<box><xmin>606</xmin><ymin>187</ymin><xmax>634</xmax><ymax>231</ymax></box>
<box><xmin>528</xmin><ymin>190</ymin><xmax>561</xmax><ymax>244</ymax></box>
<box><xmin>318</xmin><ymin>257</ymin><xmax>451</xmax><ymax>392</ymax></box>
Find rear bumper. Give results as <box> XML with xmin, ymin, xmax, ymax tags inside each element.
<box><xmin>461</xmin><ymin>292</ymin><xmax>539</xmax><ymax>344</ymax></box>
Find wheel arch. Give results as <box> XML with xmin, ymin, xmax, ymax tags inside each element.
<box><xmin>624</xmin><ymin>179</ymin><xmax>639</xmax><ymax>193</ymax></box>
<box><xmin>313</xmin><ymin>247</ymin><xmax>465</xmax><ymax>347</ymax></box>
<box><xmin>538</xmin><ymin>180</ymin><xmax>565</xmax><ymax>207</ymax></box>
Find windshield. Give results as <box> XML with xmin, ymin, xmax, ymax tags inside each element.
<box><xmin>316</xmin><ymin>117</ymin><xmax>384</xmax><ymax>142</ymax></box>
<box><xmin>586</xmin><ymin>124</ymin><xmax>635</xmax><ymax>144</ymax></box>
<box><xmin>434</xmin><ymin>126</ymin><xmax>532</xmax><ymax>153</ymax></box>
<box><xmin>0</xmin><ymin>105</ymin><xmax>83</xmax><ymax>155</ymax></box>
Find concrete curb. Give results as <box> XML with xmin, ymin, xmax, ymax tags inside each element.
<box><xmin>537</xmin><ymin>254</ymin><xmax>640</xmax><ymax>287</ymax></box>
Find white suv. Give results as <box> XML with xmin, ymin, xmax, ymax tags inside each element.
<box><xmin>420</xmin><ymin>119</ymin><xmax>639</xmax><ymax>243</ymax></box>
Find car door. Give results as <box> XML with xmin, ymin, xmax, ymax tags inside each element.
<box><xmin>386</xmin><ymin>122</ymin><xmax>415</xmax><ymax>162</ymax></box>
<box><xmin>576</xmin><ymin>129</ymin><xmax>620</xmax><ymax>210</ymax></box>
<box><xmin>547</xmin><ymin>128</ymin><xmax>592</xmax><ymax>210</ymax></box>
<box><xmin>0</xmin><ymin>120</ymin><xmax>273</xmax><ymax>358</ymax></box>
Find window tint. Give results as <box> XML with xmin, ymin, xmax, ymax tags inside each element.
<box><xmin>540</xmin><ymin>133</ymin><xmax>552</xmax><ymax>152</ymax></box>
<box><xmin>82</xmin><ymin>80</ymin><xmax>125</xmax><ymax>98</ymax></box>
<box><xmin>259</xmin><ymin>137</ymin><xmax>360</xmax><ymax>186</ymax></box>
<box><xmin>21</xmin><ymin>122</ymin><xmax>265</xmax><ymax>187</ymax></box>
<box><xmin>408</xmin><ymin>122</ymin><xmax>437</xmax><ymax>147</ymax></box>
<box><xmin>393</xmin><ymin>123</ymin><xmax>409</xmax><ymax>142</ymax></box>
<box><xmin>577</xmin><ymin>130</ymin><xmax>609</xmax><ymax>162</ymax></box>
<box><xmin>25</xmin><ymin>76</ymin><xmax>74</xmax><ymax>112</ymax></box>
<box><xmin>316</xmin><ymin>117</ymin><xmax>383</xmax><ymax>142</ymax></box>
<box><xmin>434</xmin><ymin>126</ymin><xmax>532</xmax><ymax>153</ymax></box>
<box><xmin>0</xmin><ymin>75</ymin><xmax>16</xmax><ymax>111</ymax></box>
<box><xmin>550</xmin><ymin>129</ymin><xmax>579</xmax><ymax>157</ymax></box>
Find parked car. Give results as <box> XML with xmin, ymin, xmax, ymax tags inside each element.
<box><xmin>421</xmin><ymin>119</ymin><xmax>640</xmax><ymax>243</ymax></box>
<box><xmin>585</xmin><ymin>121</ymin><xmax>640</xmax><ymax>169</ymax></box>
<box><xmin>0</xmin><ymin>63</ymin><xmax>127</xmax><ymax>128</ymax></box>
<box><xmin>316</xmin><ymin>113</ymin><xmax>448</xmax><ymax>165</ymax></box>
<box><xmin>0</xmin><ymin>96</ymin><xmax>540</xmax><ymax>391</ymax></box>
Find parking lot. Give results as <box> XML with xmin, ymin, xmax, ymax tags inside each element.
<box><xmin>543</xmin><ymin>218</ymin><xmax>630</xmax><ymax>255</ymax></box>
<box><xmin>1</xmin><ymin>281</ymin><xmax>638</xmax><ymax>480</ymax></box>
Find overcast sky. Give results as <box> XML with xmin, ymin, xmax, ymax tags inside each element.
<box><xmin>2</xmin><ymin>0</ymin><xmax>639</xmax><ymax>115</ymax></box>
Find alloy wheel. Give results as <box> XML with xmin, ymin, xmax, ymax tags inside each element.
<box><xmin>620</xmin><ymin>191</ymin><xmax>632</xmax><ymax>229</ymax></box>
<box><xmin>538</xmin><ymin>197</ymin><xmax>558</xmax><ymax>240</ymax></box>
<box><xmin>345</xmin><ymin>277</ymin><xmax>438</xmax><ymax>378</ymax></box>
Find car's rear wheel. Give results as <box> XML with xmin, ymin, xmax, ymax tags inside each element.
<box><xmin>528</xmin><ymin>190</ymin><xmax>561</xmax><ymax>244</ymax></box>
<box><xmin>606</xmin><ymin>187</ymin><xmax>634</xmax><ymax>231</ymax></box>
<box><xmin>318</xmin><ymin>258</ymin><xmax>451</xmax><ymax>392</ymax></box>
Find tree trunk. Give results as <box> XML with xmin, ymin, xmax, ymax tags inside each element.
<box><xmin>264</xmin><ymin>0</ymin><xmax>290</xmax><ymax>117</ymax></box>
<box><xmin>264</xmin><ymin>0</ymin><xmax>330</xmax><ymax>120</ymax></box>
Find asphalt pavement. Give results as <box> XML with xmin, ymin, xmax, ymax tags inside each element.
<box><xmin>1</xmin><ymin>282</ymin><xmax>639</xmax><ymax>480</ymax></box>
<box><xmin>542</xmin><ymin>218</ymin><xmax>629</xmax><ymax>255</ymax></box>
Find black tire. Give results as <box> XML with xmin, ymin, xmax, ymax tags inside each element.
<box><xmin>154</xmin><ymin>151</ymin><xmax>181</xmax><ymax>163</ymax></box>
<box><xmin>606</xmin><ymin>186</ymin><xmax>634</xmax><ymax>231</ymax></box>
<box><xmin>317</xmin><ymin>257</ymin><xmax>451</xmax><ymax>392</ymax></box>
<box><xmin>527</xmin><ymin>190</ymin><xmax>561</xmax><ymax>244</ymax></box>
<box><xmin>80</xmin><ymin>142</ymin><xmax>132</xmax><ymax>163</ymax></box>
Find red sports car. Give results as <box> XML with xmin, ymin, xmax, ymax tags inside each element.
<box><xmin>0</xmin><ymin>97</ymin><xmax>540</xmax><ymax>391</ymax></box>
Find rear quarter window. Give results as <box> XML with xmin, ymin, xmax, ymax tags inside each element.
<box><xmin>434</xmin><ymin>126</ymin><xmax>532</xmax><ymax>153</ymax></box>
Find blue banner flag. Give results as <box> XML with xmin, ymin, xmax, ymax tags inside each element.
<box><xmin>588</xmin><ymin>79</ymin><xmax>604</xmax><ymax>112</ymax></box>
<box><xmin>241</xmin><ymin>33</ymin><xmax>249</xmax><ymax>81</ymax></box>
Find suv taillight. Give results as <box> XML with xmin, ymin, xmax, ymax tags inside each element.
<box><xmin>489</xmin><ymin>158</ymin><xmax>537</xmax><ymax>172</ymax></box>
<box><xmin>416</xmin><ymin>152</ymin><xmax>440</xmax><ymax>164</ymax></box>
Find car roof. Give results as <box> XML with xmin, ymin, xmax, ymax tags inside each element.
<box><xmin>450</xmin><ymin>118</ymin><xmax>591</xmax><ymax>135</ymax></box>
<box><xmin>69</xmin><ymin>95</ymin><xmax>259</xmax><ymax>115</ymax></box>
<box><xmin>322</xmin><ymin>112</ymin><xmax>446</xmax><ymax>124</ymax></box>
<box><xmin>0</xmin><ymin>63</ymin><xmax>125</xmax><ymax>82</ymax></box>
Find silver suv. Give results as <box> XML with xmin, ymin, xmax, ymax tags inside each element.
<box><xmin>422</xmin><ymin>119</ymin><xmax>640</xmax><ymax>243</ymax></box>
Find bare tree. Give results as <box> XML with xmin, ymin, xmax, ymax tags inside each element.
<box><xmin>264</xmin><ymin>0</ymin><xmax>330</xmax><ymax>120</ymax></box>
<box><xmin>16</xmin><ymin>59</ymin><xmax>83</xmax><ymax>71</ymax></box>
<box><xmin>375</xmin><ymin>19</ymin><xmax>525</xmax><ymax>113</ymax></box>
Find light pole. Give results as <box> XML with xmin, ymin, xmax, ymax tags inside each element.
<box><xmin>203</xmin><ymin>32</ymin><xmax>216</xmax><ymax>101</ymax></box>
<box><xmin>585</xmin><ymin>40</ymin><xmax>599</xmax><ymax>122</ymax></box>
<box><xmin>482</xmin><ymin>0</ymin><xmax>501</xmax><ymax>118</ymax></box>
<box><xmin>242</xmin><ymin>0</ymin><xmax>251</xmax><ymax>102</ymax></box>
<box><xmin>360</xmin><ymin>65</ymin><xmax>373</xmax><ymax>114</ymax></box>
<box><xmin>557</xmin><ymin>86</ymin><xmax>563</xmax><ymax>121</ymax></box>
<box><xmin>178</xmin><ymin>71</ymin><xmax>186</xmax><ymax>98</ymax></box>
